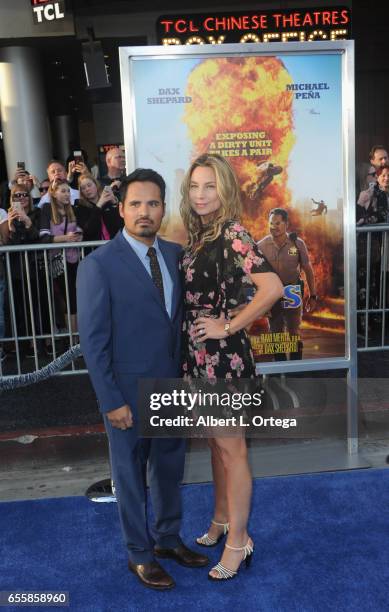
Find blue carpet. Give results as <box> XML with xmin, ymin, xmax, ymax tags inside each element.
<box><xmin>1</xmin><ymin>469</ymin><xmax>389</xmax><ymax>611</ymax></box>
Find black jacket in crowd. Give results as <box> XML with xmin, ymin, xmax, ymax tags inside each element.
<box><xmin>356</xmin><ymin>185</ymin><xmax>389</xmax><ymax>225</ymax></box>
<box><xmin>8</xmin><ymin>207</ymin><xmax>41</xmax><ymax>279</ymax></box>
<box><xmin>74</xmin><ymin>199</ymin><xmax>123</xmax><ymax>241</ymax></box>
<box><xmin>8</xmin><ymin>207</ymin><xmax>41</xmax><ymax>246</ymax></box>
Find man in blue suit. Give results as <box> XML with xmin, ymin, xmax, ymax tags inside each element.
<box><xmin>77</xmin><ymin>169</ymin><xmax>208</xmax><ymax>590</ymax></box>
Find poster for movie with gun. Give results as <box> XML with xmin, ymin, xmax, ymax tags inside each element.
<box><xmin>129</xmin><ymin>51</ymin><xmax>345</xmax><ymax>362</ymax></box>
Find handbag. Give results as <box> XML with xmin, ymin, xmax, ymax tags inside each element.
<box><xmin>39</xmin><ymin>216</ymin><xmax>68</xmax><ymax>279</ymax></box>
<box><xmin>49</xmin><ymin>252</ymin><xmax>65</xmax><ymax>279</ymax></box>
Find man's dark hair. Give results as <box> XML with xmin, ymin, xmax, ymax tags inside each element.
<box><xmin>369</xmin><ymin>145</ymin><xmax>387</xmax><ymax>160</ymax></box>
<box><xmin>119</xmin><ymin>168</ymin><xmax>166</xmax><ymax>203</ymax></box>
<box><xmin>269</xmin><ymin>208</ymin><xmax>288</xmax><ymax>222</ymax></box>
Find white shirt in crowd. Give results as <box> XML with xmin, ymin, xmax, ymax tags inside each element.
<box><xmin>38</xmin><ymin>188</ymin><xmax>79</xmax><ymax>208</ymax></box>
<box><xmin>0</xmin><ymin>209</ymin><xmax>8</xmax><ymax>224</ymax></box>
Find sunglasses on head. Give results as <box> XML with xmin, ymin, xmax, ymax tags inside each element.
<box><xmin>13</xmin><ymin>192</ymin><xmax>29</xmax><ymax>198</ymax></box>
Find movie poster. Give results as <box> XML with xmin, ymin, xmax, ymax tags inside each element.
<box><xmin>128</xmin><ymin>51</ymin><xmax>345</xmax><ymax>362</ymax></box>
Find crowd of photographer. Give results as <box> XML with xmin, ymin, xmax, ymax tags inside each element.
<box><xmin>0</xmin><ymin>147</ymin><xmax>125</xmax><ymax>362</ymax></box>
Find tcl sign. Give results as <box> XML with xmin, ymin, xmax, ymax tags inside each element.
<box><xmin>31</xmin><ymin>0</ymin><xmax>65</xmax><ymax>24</ymax></box>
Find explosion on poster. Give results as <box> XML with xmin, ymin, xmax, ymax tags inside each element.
<box><xmin>131</xmin><ymin>53</ymin><xmax>345</xmax><ymax>362</ymax></box>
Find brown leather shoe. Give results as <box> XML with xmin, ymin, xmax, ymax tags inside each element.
<box><xmin>128</xmin><ymin>560</ymin><xmax>175</xmax><ymax>590</ymax></box>
<box><xmin>154</xmin><ymin>543</ymin><xmax>209</xmax><ymax>568</ymax></box>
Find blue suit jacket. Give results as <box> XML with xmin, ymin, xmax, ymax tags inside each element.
<box><xmin>76</xmin><ymin>231</ymin><xmax>183</xmax><ymax>414</ymax></box>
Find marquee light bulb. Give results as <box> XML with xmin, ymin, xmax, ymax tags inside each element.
<box><xmin>162</xmin><ymin>38</ymin><xmax>181</xmax><ymax>45</ymax></box>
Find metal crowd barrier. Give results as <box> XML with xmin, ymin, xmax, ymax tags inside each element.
<box><xmin>0</xmin><ymin>241</ymin><xmax>105</xmax><ymax>379</ymax></box>
<box><xmin>1</xmin><ymin>225</ymin><xmax>388</xmax><ymax>381</ymax></box>
<box><xmin>356</xmin><ymin>223</ymin><xmax>389</xmax><ymax>351</ymax></box>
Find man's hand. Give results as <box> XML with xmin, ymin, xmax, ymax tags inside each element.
<box><xmin>107</xmin><ymin>404</ymin><xmax>133</xmax><ymax>430</ymax></box>
<box><xmin>110</xmin><ymin>179</ymin><xmax>121</xmax><ymax>191</ymax></box>
<box><xmin>67</xmin><ymin>161</ymin><xmax>76</xmax><ymax>182</ymax></box>
<box><xmin>305</xmin><ymin>296</ymin><xmax>317</xmax><ymax>313</ymax></box>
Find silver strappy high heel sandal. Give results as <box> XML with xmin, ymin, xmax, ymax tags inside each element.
<box><xmin>196</xmin><ymin>520</ymin><xmax>229</xmax><ymax>547</ymax></box>
<box><xmin>208</xmin><ymin>539</ymin><xmax>254</xmax><ymax>580</ymax></box>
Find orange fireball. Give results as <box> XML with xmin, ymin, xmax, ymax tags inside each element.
<box><xmin>183</xmin><ymin>56</ymin><xmax>295</xmax><ymax>237</ymax></box>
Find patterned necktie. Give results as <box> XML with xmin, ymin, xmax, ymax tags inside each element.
<box><xmin>147</xmin><ymin>247</ymin><xmax>166</xmax><ymax>307</ymax></box>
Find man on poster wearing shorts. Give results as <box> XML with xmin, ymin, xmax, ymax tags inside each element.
<box><xmin>258</xmin><ymin>208</ymin><xmax>317</xmax><ymax>360</ymax></box>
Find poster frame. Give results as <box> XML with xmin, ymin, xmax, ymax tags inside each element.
<box><xmin>119</xmin><ymin>41</ymin><xmax>357</xmax><ymax>451</ymax></box>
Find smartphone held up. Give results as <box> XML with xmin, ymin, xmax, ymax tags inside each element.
<box><xmin>73</xmin><ymin>150</ymin><xmax>83</xmax><ymax>164</ymax></box>
<box><xmin>11</xmin><ymin>200</ymin><xmax>23</xmax><ymax>214</ymax></box>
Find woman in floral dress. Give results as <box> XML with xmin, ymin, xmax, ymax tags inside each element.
<box><xmin>180</xmin><ymin>154</ymin><xmax>283</xmax><ymax>580</ymax></box>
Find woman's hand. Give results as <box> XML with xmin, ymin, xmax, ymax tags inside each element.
<box><xmin>74</xmin><ymin>161</ymin><xmax>88</xmax><ymax>175</ymax></box>
<box><xmin>13</xmin><ymin>167</ymin><xmax>27</xmax><ymax>183</ymax></box>
<box><xmin>18</xmin><ymin>208</ymin><xmax>31</xmax><ymax>226</ymax></box>
<box><xmin>8</xmin><ymin>209</ymin><xmax>18</xmax><ymax>231</ymax></box>
<box><xmin>214</xmin><ymin>273</ymin><xmax>284</xmax><ymax>339</ymax></box>
<box><xmin>194</xmin><ymin>314</ymin><xmax>228</xmax><ymax>341</ymax></box>
<box><xmin>67</xmin><ymin>231</ymin><xmax>83</xmax><ymax>242</ymax></box>
<box><xmin>228</xmin><ymin>304</ymin><xmax>245</xmax><ymax>318</ymax></box>
<box><xmin>229</xmin><ymin>303</ymin><xmax>253</xmax><ymax>332</ymax></box>
<box><xmin>68</xmin><ymin>160</ymin><xmax>88</xmax><ymax>181</ymax></box>
<box><xmin>8</xmin><ymin>208</ymin><xmax>31</xmax><ymax>230</ymax></box>
<box><xmin>54</xmin><ymin>232</ymin><xmax>82</xmax><ymax>243</ymax></box>
<box><xmin>22</xmin><ymin>214</ymin><xmax>32</xmax><ymax>229</ymax></box>
<box><xmin>28</xmin><ymin>174</ymin><xmax>40</xmax><ymax>188</ymax></box>
<box><xmin>97</xmin><ymin>188</ymin><xmax>116</xmax><ymax>208</ymax></box>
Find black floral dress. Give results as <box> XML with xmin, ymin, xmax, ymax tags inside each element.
<box><xmin>181</xmin><ymin>220</ymin><xmax>273</xmax><ymax>381</ymax></box>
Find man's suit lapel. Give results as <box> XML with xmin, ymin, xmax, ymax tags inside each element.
<box><xmin>113</xmin><ymin>232</ymin><xmax>170</xmax><ymax>320</ymax></box>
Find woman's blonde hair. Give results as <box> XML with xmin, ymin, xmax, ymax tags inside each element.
<box><xmin>9</xmin><ymin>183</ymin><xmax>34</xmax><ymax>214</ymax></box>
<box><xmin>78</xmin><ymin>173</ymin><xmax>102</xmax><ymax>208</ymax></box>
<box><xmin>180</xmin><ymin>153</ymin><xmax>242</xmax><ymax>250</ymax></box>
<box><xmin>49</xmin><ymin>180</ymin><xmax>76</xmax><ymax>225</ymax></box>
